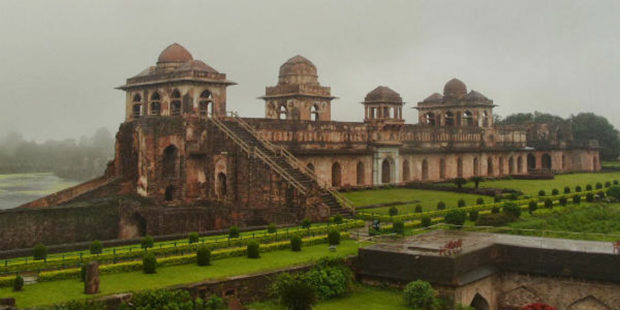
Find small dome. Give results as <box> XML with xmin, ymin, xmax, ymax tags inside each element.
<box><xmin>463</xmin><ymin>90</ymin><xmax>489</xmax><ymax>101</ymax></box>
<box><xmin>364</xmin><ymin>86</ymin><xmax>403</xmax><ymax>103</ymax></box>
<box><xmin>278</xmin><ymin>55</ymin><xmax>319</xmax><ymax>85</ymax></box>
<box><xmin>423</xmin><ymin>92</ymin><xmax>443</xmax><ymax>102</ymax></box>
<box><xmin>443</xmin><ymin>78</ymin><xmax>467</xmax><ymax>99</ymax></box>
<box><xmin>157</xmin><ymin>43</ymin><xmax>193</xmax><ymax>64</ymax></box>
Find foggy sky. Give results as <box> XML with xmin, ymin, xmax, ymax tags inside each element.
<box><xmin>0</xmin><ymin>0</ymin><xmax>619</xmax><ymax>141</ymax></box>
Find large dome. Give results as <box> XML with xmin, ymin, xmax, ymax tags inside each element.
<box><xmin>157</xmin><ymin>43</ymin><xmax>193</xmax><ymax>64</ymax></box>
<box><xmin>278</xmin><ymin>55</ymin><xmax>319</xmax><ymax>85</ymax></box>
<box><xmin>443</xmin><ymin>78</ymin><xmax>467</xmax><ymax>99</ymax></box>
<box><xmin>364</xmin><ymin>86</ymin><xmax>402</xmax><ymax>103</ymax></box>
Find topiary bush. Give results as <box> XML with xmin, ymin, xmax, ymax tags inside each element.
<box><xmin>290</xmin><ymin>234</ymin><xmax>302</xmax><ymax>251</ymax></box>
<box><xmin>414</xmin><ymin>205</ymin><xmax>423</xmax><ymax>213</ymax></box>
<box><xmin>196</xmin><ymin>246</ymin><xmax>211</xmax><ymax>266</ymax></box>
<box><xmin>564</xmin><ymin>186</ymin><xmax>571</xmax><ymax>194</ymax></box>
<box><xmin>528</xmin><ymin>200</ymin><xmax>538</xmax><ymax>214</ymax></box>
<box><xmin>301</xmin><ymin>218</ymin><xmax>312</xmax><ymax>229</ymax></box>
<box><xmin>142</xmin><ymin>253</ymin><xmax>157</xmax><ymax>274</ymax></box>
<box><xmin>605</xmin><ymin>181</ymin><xmax>611</xmax><ymax>188</ymax></box>
<box><xmin>141</xmin><ymin>235</ymin><xmax>154</xmax><ymax>249</ymax></box>
<box><xmin>491</xmin><ymin>206</ymin><xmax>500</xmax><ymax>214</ymax></box>
<box><xmin>327</xmin><ymin>230</ymin><xmax>340</xmax><ymax>245</ymax></box>
<box><xmin>469</xmin><ymin>210</ymin><xmax>479</xmax><ymax>222</ymax></box>
<box><xmin>389</xmin><ymin>206</ymin><xmax>398</xmax><ymax>217</ymax></box>
<box><xmin>586</xmin><ymin>193</ymin><xmax>594</xmax><ymax>202</ymax></box>
<box><xmin>392</xmin><ymin>220</ymin><xmax>405</xmax><ymax>235</ymax></box>
<box><xmin>436</xmin><ymin>201</ymin><xmax>446</xmax><ymax>210</ymax></box>
<box><xmin>228</xmin><ymin>226</ymin><xmax>240</xmax><ymax>238</ymax></box>
<box><xmin>476</xmin><ymin>197</ymin><xmax>484</xmax><ymax>205</ymax></box>
<box><xmin>13</xmin><ymin>275</ymin><xmax>23</xmax><ymax>292</ymax></box>
<box><xmin>403</xmin><ymin>280</ymin><xmax>436</xmax><ymax>309</ymax></box>
<box><xmin>33</xmin><ymin>243</ymin><xmax>47</xmax><ymax>260</ymax></box>
<box><xmin>267</xmin><ymin>223</ymin><xmax>277</xmax><ymax>233</ymax></box>
<box><xmin>559</xmin><ymin>197</ymin><xmax>567</xmax><ymax>206</ymax></box>
<box><xmin>544</xmin><ymin>198</ymin><xmax>553</xmax><ymax>209</ymax></box>
<box><xmin>596</xmin><ymin>182</ymin><xmax>603</xmax><ymax>189</ymax></box>
<box><xmin>273</xmin><ymin>274</ymin><xmax>317</xmax><ymax>310</ymax></box>
<box><xmin>573</xmin><ymin>195</ymin><xmax>581</xmax><ymax>204</ymax></box>
<box><xmin>421</xmin><ymin>216</ymin><xmax>432</xmax><ymax>227</ymax></box>
<box><xmin>453</xmin><ymin>177</ymin><xmax>467</xmax><ymax>189</ymax></box>
<box><xmin>538</xmin><ymin>190</ymin><xmax>546</xmax><ymax>197</ymax></box>
<box><xmin>606</xmin><ymin>186</ymin><xmax>620</xmax><ymax>201</ymax></box>
<box><xmin>333</xmin><ymin>214</ymin><xmax>343</xmax><ymax>224</ymax></box>
<box><xmin>457</xmin><ymin>199</ymin><xmax>466</xmax><ymax>208</ymax></box>
<box><xmin>551</xmin><ymin>188</ymin><xmax>559</xmax><ymax>196</ymax></box>
<box><xmin>502</xmin><ymin>202</ymin><xmax>521</xmax><ymax>218</ymax></box>
<box><xmin>246</xmin><ymin>240</ymin><xmax>260</xmax><ymax>258</ymax></box>
<box><xmin>614</xmin><ymin>180</ymin><xmax>619</xmax><ymax>185</ymax></box>
<box><xmin>89</xmin><ymin>240</ymin><xmax>103</xmax><ymax>255</ymax></box>
<box><xmin>577</xmin><ymin>185</ymin><xmax>584</xmax><ymax>192</ymax></box>
<box><xmin>188</xmin><ymin>232</ymin><xmax>199</xmax><ymax>244</ymax></box>
<box><xmin>445</xmin><ymin>209</ymin><xmax>467</xmax><ymax>227</ymax></box>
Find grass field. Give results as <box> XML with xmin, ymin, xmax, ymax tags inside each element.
<box><xmin>343</xmin><ymin>188</ymin><xmax>486</xmax><ymax>214</ymax></box>
<box><xmin>250</xmin><ymin>285</ymin><xmax>409</xmax><ymax>310</ymax></box>
<box><xmin>0</xmin><ymin>241</ymin><xmax>361</xmax><ymax>308</ymax></box>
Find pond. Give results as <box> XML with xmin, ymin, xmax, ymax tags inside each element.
<box><xmin>0</xmin><ymin>173</ymin><xmax>78</xmax><ymax>210</ymax></box>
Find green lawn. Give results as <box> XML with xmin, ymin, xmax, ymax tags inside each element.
<box><xmin>0</xmin><ymin>241</ymin><xmax>361</xmax><ymax>308</ymax></box>
<box><xmin>250</xmin><ymin>285</ymin><xmax>408</xmax><ymax>310</ymax></box>
<box><xmin>343</xmin><ymin>188</ymin><xmax>486</xmax><ymax>214</ymax></box>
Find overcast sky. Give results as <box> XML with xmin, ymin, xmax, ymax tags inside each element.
<box><xmin>0</xmin><ymin>0</ymin><xmax>618</xmax><ymax>141</ymax></box>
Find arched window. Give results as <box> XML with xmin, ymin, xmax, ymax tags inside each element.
<box><xmin>593</xmin><ymin>156</ymin><xmax>598</xmax><ymax>170</ymax></box>
<box><xmin>306</xmin><ymin>163</ymin><xmax>315</xmax><ymax>173</ymax></box>
<box><xmin>165</xmin><ymin>186</ymin><xmax>175</xmax><ymax>201</ymax></box>
<box><xmin>133</xmin><ymin>94</ymin><xmax>142</xmax><ymax>103</ymax></box>
<box><xmin>527</xmin><ymin>153</ymin><xmax>536</xmax><ymax>171</ymax></box>
<box><xmin>381</xmin><ymin>158</ymin><xmax>392</xmax><ymax>184</ymax></box>
<box><xmin>356</xmin><ymin>161</ymin><xmax>364</xmax><ymax>185</ymax></box>
<box><xmin>150</xmin><ymin>92</ymin><xmax>161</xmax><ymax>116</ymax></box>
<box><xmin>331</xmin><ymin>162</ymin><xmax>342</xmax><ymax>187</ymax></box>
<box><xmin>278</xmin><ymin>104</ymin><xmax>288</xmax><ymax>120</ymax></box>
<box><xmin>541</xmin><ymin>153</ymin><xmax>552</xmax><ymax>169</ymax></box>
<box><xmin>499</xmin><ymin>157</ymin><xmax>504</xmax><ymax>176</ymax></box>
<box><xmin>217</xmin><ymin>173</ymin><xmax>227</xmax><ymax>197</ymax></box>
<box><xmin>425</xmin><ymin>112</ymin><xmax>435</xmax><ymax>126</ymax></box>
<box><xmin>487</xmin><ymin>157</ymin><xmax>494</xmax><ymax>176</ymax></box>
<box><xmin>383</xmin><ymin>107</ymin><xmax>390</xmax><ymax>119</ymax></box>
<box><xmin>171</xmin><ymin>90</ymin><xmax>182</xmax><ymax>116</ymax></box>
<box><xmin>439</xmin><ymin>158</ymin><xmax>446</xmax><ymax>179</ymax></box>
<box><xmin>311</xmin><ymin>104</ymin><xmax>319</xmax><ymax>121</ymax></box>
<box><xmin>509</xmin><ymin>157</ymin><xmax>515</xmax><ymax>174</ymax></box>
<box><xmin>470</xmin><ymin>293</ymin><xmax>490</xmax><ymax>310</ymax></box>
<box><xmin>132</xmin><ymin>104</ymin><xmax>142</xmax><ymax>118</ymax></box>
<box><xmin>517</xmin><ymin>156</ymin><xmax>523</xmax><ymax>173</ymax></box>
<box><xmin>561</xmin><ymin>154</ymin><xmax>567</xmax><ymax>170</ymax></box>
<box><xmin>199</xmin><ymin>90</ymin><xmax>213</xmax><ymax>117</ymax></box>
<box><xmin>463</xmin><ymin>111</ymin><xmax>473</xmax><ymax>126</ymax></box>
<box><xmin>162</xmin><ymin>145</ymin><xmax>179</xmax><ymax>179</ymax></box>
<box><xmin>444</xmin><ymin>111</ymin><xmax>455</xmax><ymax>126</ymax></box>
<box><xmin>473</xmin><ymin>157</ymin><xmax>480</xmax><ymax>176</ymax></box>
<box><xmin>422</xmin><ymin>159</ymin><xmax>429</xmax><ymax>180</ymax></box>
<box><xmin>402</xmin><ymin>160</ymin><xmax>410</xmax><ymax>182</ymax></box>
<box><xmin>481</xmin><ymin>111</ymin><xmax>489</xmax><ymax>127</ymax></box>
<box><xmin>457</xmin><ymin>158</ymin><xmax>463</xmax><ymax>177</ymax></box>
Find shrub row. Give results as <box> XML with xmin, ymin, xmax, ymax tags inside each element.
<box><xmin>0</xmin><ymin>232</ymin><xmax>351</xmax><ymax>288</ymax></box>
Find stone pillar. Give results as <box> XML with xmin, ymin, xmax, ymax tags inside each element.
<box><xmin>84</xmin><ymin>261</ymin><xmax>100</xmax><ymax>294</ymax></box>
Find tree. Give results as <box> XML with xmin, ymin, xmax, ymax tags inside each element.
<box><xmin>445</xmin><ymin>209</ymin><xmax>467</xmax><ymax>227</ymax></box>
<box><xmin>453</xmin><ymin>177</ymin><xmax>467</xmax><ymax>189</ymax></box>
<box><xmin>33</xmin><ymin>243</ymin><xmax>47</xmax><ymax>260</ymax></box>
<box><xmin>196</xmin><ymin>246</ymin><xmax>211</xmax><ymax>266</ymax></box>
<box><xmin>90</xmin><ymin>240</ymin><xmax>103</xmax><ymax>254</ymax></box>
<box><xmin>403</xmin><ymin>280</ymin><xmax>436</xmax><ymax>309</ymax></box>
<box><xmin>571</xmin><ymin>113</ymin><xmax>620</xmax><ymax>161</ymax></box>
<box><xmin>470</xmin><ymin>176</ymin><xmax>483</xmax><ymax>189</ymax></box>
<box><xmin>275</xmin><ymin>276</ymin><xmax>317</xmax><ymax>310</ymax></box>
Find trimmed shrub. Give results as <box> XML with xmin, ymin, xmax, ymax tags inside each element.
<box><xmin>267</xmin><ymin>223</ymin><xmax>277</xmax><ymax>233</ymax></box>
<box><xmin>436</xmin><ymin>201</ymin><xmax>446</xmax><ymax>210</ymax></box>
<box><xmin>476</xmin><ymin>197</ymin><xmax>484</xmax><ymax>205</ymax></box>
<box><xmin>33</xmin><ymin>243</ymin><xmax>47</xmax><ymax>260</ymax></box>
<box><xmin>454</xmin><ymin>177</ymin><xmax>467</xmax><ymax>189</ymax></box>
<box><xmin>586</xmin><ymin>193</ymin><xmax>594</xmax><ymax>202</ymax></box>
<box><xmin>544</xmin><ymin>198</ymin><xmax>553</xmax><ymax>209</ymax></box>
<box><xmin>573</xmin><ymin>195</ymin><xmax>581</xmax><ymax>204</ymax></box>
<box><xmin>577</xmin><ymin>185</ymin><xmax>583</xmax><ymax>192</ymax></box>
<box><xmin>13</xmin><ymin>275</ymin><xmax>23</xmax><ymax>292</ymax></box>
<box><xmin>290</xmin><ymin>235</ymin><xmax>302</xmax><ymax>251</ymax></box>
<box><xmin>403</xmin><ymin>280</ymin><xmax>436</xmax><ymax>309</ymax></box>
<box><xmin>333</xmin><ymin>214</ymin><xmax>343</xmax><ymax>224</ymax></box>
<box><xmin>502</xmin><ymin>203</ymin><xmax>521</xmax><ymax>218</ymax></box>
<box><xmin>491</xmin><ymin>206</ymin><xmax>500</xmax><ymax>214</ymax></box>
<box><xmin>414</xmin><ymin>205</ymin><xmax>423</xmax><ymax>213</ymax></box>
<box><xmin>141</xmin><ymin>235</ymin><xmax>154</xmax><ymax>249</ymax></box>
<box><xmin>457</xmin><ymin>199</ymin><xmax>466</xmax><ymax>208</ymax></box>
<box><xmin>229</xmin><ymin>226</ymin><xmax>240</xmax><ymax>238</ymax></box>
<box><xmin>528</xmin><ymin>200</ymin><xmax>538</xmax><ymax>214</ymax></box>
<box><xmin>605</xmin><ymin>181</ymin><xmax>611</xmax><ymax>188</ymax></box>
<box><xmin>445</xmin><ymin>209</ymin><xmax>467</xmax><ymax>227</ymax></box>
<box><xmin>275</xmin><ymin>275</ymin><xmax>317</xmax><ymax>310</ymax></box>
<box><xmin>188</xmin><ymin>232</ymin><xmax>199</xmax><ymax>244</ymax></box>
<box><xmin>538</xmin><ymin>190</ymin><xmax>546</xmax><ymax>197</ymax></box>
<box><xmin>606</xmin><ymin>186</ymin><xmax>620</xmax><ymax>200</ymax></box>
<box><xmin>327</xmin><ymin>230</ymin><xmax>341</xmax><ymax>245</ymax></box>
<box><xmin>551</xmin><ymin>188</ymin><xmax>559</xmax><ymax>196</ymax></box>
<box><xmin>392</xmin><ymin>221</ymin><xmax>405</xmax><ymax>235</ymax></box>
<box><xmin>89</xmin><ymin>240</ymin><xmax>103</xmax><ymax>255</ymax></box>
<box><xmin>142</xmin><ymin>253</ymin><xmax>157</xmax><ymax>274</ymax></box>
<box><xmin>196</xmin><ymin>246</ymin><xmax>211</xmax><ymax>266</ymax></box>
<box><xmin>596</xmin><ymin>182</ymin><xmax>603</xmax><ymax>189</ymax></box>
<box><xmin>563</xmin><ymin>186</ymin><xmax>571</xmax><ymax>194</ymax></box>
<box><xmin>301</xmin><ymin>218</ymin><xmax>312</xmax><ymax>229</ymax></box>
<box><xmin>614</xmin><ymin>180</ymin><xmax>619</xmax><ymax>185</ymax></box>
<box><xmin>421</xmin><ymin>216</ymin><xmax>432</xmax><ymax>227</ymax></box>
<box><xmin>389</xmin><ymin>206</ymin><xmax>398</xmax><ymax>217</ymax></box>
<box><xmin>469</xmin><ymin>210</ymin><xmax>479</xmax><ymax>222</ymax></box>
<box><xmin>246</xmin><ymin>240</ymin><xmax>260</xmax><ymax>259</ymax></box>
<box><xmin>559</xmin><ymin>197</ymin><xmax>568</xmax><ymax>206</ymax></box>
<box><xmin>476</xmin><ymin>213</ymin><xmax>515</xmax><ymax>226</ymax></box>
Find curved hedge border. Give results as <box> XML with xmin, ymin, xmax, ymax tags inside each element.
<box><xmin>0</xmin><ymin>220</ymin><xmax>363</xmax><ymax>275</ymax></box>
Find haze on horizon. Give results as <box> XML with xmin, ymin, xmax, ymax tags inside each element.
<box><xmin>0</xmin><ymin>0</ymin><xmax>618</xmax><ymax>142</ymax></box>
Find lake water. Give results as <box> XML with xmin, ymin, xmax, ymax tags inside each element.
<box><xmin>0</xmin><ymin>173</ymin><xmax>78</xmax><ymax>210</ymax></box>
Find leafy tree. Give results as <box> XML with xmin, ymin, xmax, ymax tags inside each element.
<box><xmin>445</xmin><ymin>209</ymin><xmax>467</xmax><ymax>227</ymax></box>
<box><xmin>301</xmin><ymin>218</ymin><xmax>312</xmax><ymax>229</ymax></box>
<box><xmin>403</xmin><ymin>280</ymin><xmax>436</xmax><ymax>309</ymax></box>
<box><xmin>570</xmin><ymin>113</ymin><xmax>620</xmax><ymax>161</ymax></box>
<box><xmin>274</xmin><ymin>275</ymin><xmax>317</xmax><ymax>310</ymax></box>
<box><xmin>90</xmin><ymin>240</ymin><xmax>103</xmax><ymax>254</ymax></box>
<box><xmin>453</xmin><ymin>177</ymin><xmax>467</xmax><ymax>189</ymax></box>
<box><xmin>188</xmin><ymin>232</ymin><xmax>199</xmax><ymax>244</ymax></box>
<box><xmin>33</xmin><ymin>243</ymin><xmax>47</xmax><ymax>260</ymax></box>
<box><xmin>267</xmin><ymin>223</ymin><xmax>277</xmax><ymax>233</ymax></box>
<box><xmin>470</xmin><ymin>176</ymin><xmax>483</xmax><ymax>189</ymax></box>
<box><xmin>141</xmin><ymin>236</ymin><xmax>154</xmax><ymax>249</ymax></box>
<box><xmin>228</xmin><ymin>226</ymin><xmax>240</xmax><ymax>238</ymax></box>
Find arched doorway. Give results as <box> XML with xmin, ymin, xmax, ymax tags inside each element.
<box><xmin>487</xmin><ymin>157</ymin><xmax>494</xmax><ymax>176</ymax></box>
<box><xmin>561</xmin><ymin>154</ymin><xmax>566</xmax><ymax>170</ymax></box>
<box><xmin>593</xmin><ymin>156</ymin><xmax>598</xmax><ymax>170</ymax></box>
<box><xmin>331</xmin><ymin>162</ymin><xmax>342</xmax><ymax>187</ymax></box>
<box><xmin>439</xmin><ymin>159</ymin><xmax>446</xmax><ymax>179</ymax></box>
<box><xmin>165</xmin><ymin>185</ymin><xmax>175</xmax><ymax>201</ymax></box>
<box><xmin>509</xmin><ymin>157</ymin><xmax>515</xmax><ymax>174</ymax></box>
<box><xmin>457</xmin><ymin>158</ymin><xmax>463</xmax><ymax>178</ymax></box>
<box><xmin>517</xmin><ymin>156</ymin><xmax>523</xmax><ymax>173</ymax></box>
<box><xmin>542</xmin><ymin>153</ymin><xmax>552</xmax><ymax>169</ymax></box>
<box><xmin>499</xmin><ymin>157</ymin><xmax>504</xmax><ymax>176</ymax></box>
<box><xmin>473</xmin><ymin>158</ymin><xmax>480</xmax><ymax>176</ymax></box>
<box><xmin>402</xmin><ymin>160</ymin><xmax>410</xmax><ymax>182</ymax></box>
<box><xmin>470</xmin><ymin>293</ymin><xmax>490</xmax><ymax>310</ymax></box>
<box><xmin>356</xmin><ymin>161</ymin><xmax>364</xmax><ymax>185</ymax></box>
<box><xmin>217</xmin><ymin>172</ymin><xmax>227</xmax><ymax>197</ymax></box>
<box><xmin>527</xmin><ymin>153</ymin><xmax>536</xmax><ymax>171</ymax></box>
<box><xmin>125</xmin><ymin>212</ymin><xmax>147</xmax><ymax>239</ymax></box>
<box><xmin>162</xmin><ymin>145</ymin><xmax>179</xmax><ymax>179</ymax></box>
<box><xmin>422</xmin><ymin>160</ymin><xmax>429</xmax><ymax>180</ymax></box>
<box><xmin>381</xmin><ymin>158</ymin><xmax>392</xmax><ymax>184</ymax></box>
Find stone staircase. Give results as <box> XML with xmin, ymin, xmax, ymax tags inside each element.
<box><xmin>210</xmin><ymin>115</ymin><xmax>353</xmax><ymax>217</ymax></box>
